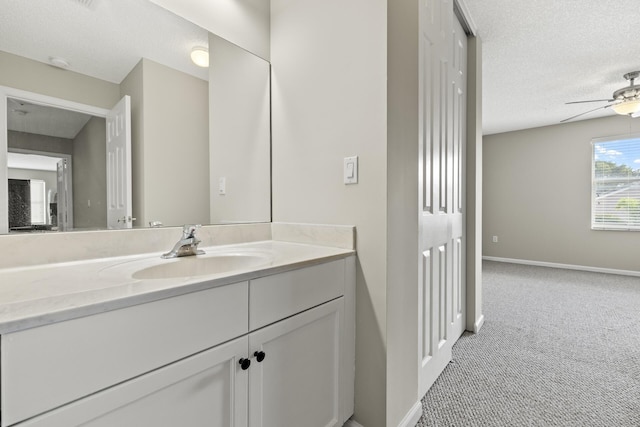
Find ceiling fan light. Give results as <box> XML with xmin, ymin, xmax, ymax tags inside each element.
<box><xmin>612</xmin><ymin>99</ymin><xmax>640</xmax><ymax>116</ymax></box>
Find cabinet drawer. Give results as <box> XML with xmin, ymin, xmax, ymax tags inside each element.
<box><xmin>1</xmin><ymin>282</ymin><xmax>248</xmax><ymax>426</ymax></box>
<box><xmin>249</xmin><ymin>259</ymin><xmax>344</xmax><ymax>330</ymax></box>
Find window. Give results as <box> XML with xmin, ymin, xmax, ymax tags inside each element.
<box><xmin>592</xmin><ymin>135</ymin><xmax>640</xmax><ymax>230</ymax></box>
<box><xmin>29</xmin><ymin>179</ymin><xmax>47</xmax><ymax>225</ymax></box>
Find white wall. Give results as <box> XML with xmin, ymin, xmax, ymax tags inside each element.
<box><xmin>139</xmin><ymin>59</ymin><xmax>210</xmax><ymax>227</ymax></box>
<box><xmin>73</xmin><ymin>116</ymin><xmax>107</xmax><ymax>229</ymax></box>
<box><xmin>270</xmin><ymin>0</ymin><xmax>388</xmax><ymax>425</ymax></box>
<box><xmin>386</xmin><ymin>1</ymin><xmax>420</xmax><ymax>425</ymax></box>
<box><xmin>209</xmin><ymin>34</ymin><xmax>271</xmax><ymax>224</ymax></box>
<box><xmin>0</xmin><ymin>51</ymin><xmax>120</xmax><ymax>110</ymax></box>
<box><xmin>8</xmin><ymin>131</ymin><xmax>73</xmax><ymax>156</ymax></box>
<box><xmin>466</xmin><ymin>37</ymin><xmax>484</xmax><ymax>332</ymax></box>
<box><xmin>483</xmin><ymin>115</ymin><xmax>640</xmax><ymax>272</ymax></box>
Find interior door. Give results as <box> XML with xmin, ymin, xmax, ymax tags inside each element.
<box><xmin>450</xmin><ymin>15</ymin><xmax>467</xmax><ymax>342</ymax></box>
<box><xmin>56</xmin><ymin>158</ymin><xmax>73</xmax><ymax>231</ymax></box>
<box><xmin>418</xmin><ymin>0</ymin><xmax>467</xmax><ymax>396</ymax></box>
<box><xmin>106</xmin><ymin>95</ymin><xmax>132</xmax><ymax>229</ymax></box>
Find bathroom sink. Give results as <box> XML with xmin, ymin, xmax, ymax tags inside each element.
<box><xmin>132</xmin><ymin>252</ymin><xmax>273</xmax><ymax>280</ymax></box>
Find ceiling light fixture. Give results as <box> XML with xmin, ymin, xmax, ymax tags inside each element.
<box><xmin>612</xmin><ymin>99</ymin><xmax>640</xmax><ymax>116</ymax></box>
<box><xmin>49</xmin><ymin>56</ymin><xmax>70</xmax><ymax>69</ymax></box>
<box><xmin>190</xmin><ymin>47</ymin><xmax>209</xmax><ymax>68</ymax></box>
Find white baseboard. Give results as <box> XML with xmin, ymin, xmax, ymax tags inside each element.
<box><xmin>483</xmin><ymin>256</ymin><xmax>640</xmax><ymax>278</ymax></box>
<box><xmin>344</xmin><ymin>419</ymin><xmax>365</xmax><ymax>427</ymax></box>
<box><xmin>397</xmin><ymin>400</ymin><xmax>422</xmax><ymax>427</ymax></box>
<box><xmin>473</xmin><ymin>314</ymin><xmax>485</xmax><ymax>333</ymax></box>
<box><xmin>342</xmin><ymin>400</ymin><xmax>423</xmax><ymax>427</ymax></box>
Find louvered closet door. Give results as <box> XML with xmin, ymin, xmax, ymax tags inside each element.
<box><xmin>418</xmin><ymin>0</ymin><xmax>467</xmax><ymax>396</ymax></box>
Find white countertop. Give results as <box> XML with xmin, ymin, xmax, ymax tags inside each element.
<box><xmin>0</xmin><ymin>240</ymin><xmax>354</xmax><ymax>334</ymax></box>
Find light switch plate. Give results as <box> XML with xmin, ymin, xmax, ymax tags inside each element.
<box><xmin>344</xmin><ymin>156</ymin><xmax>358</xmax><ymax>184</ymax></box>
<box><xmin>219</xmin><ymin>177</ymin><xmax>226</xmax><ymax>195</ymax></box>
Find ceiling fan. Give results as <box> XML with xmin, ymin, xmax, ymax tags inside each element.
<box><xmin>561</xmin><ymin>71</ymin><xmax>640</xmax><ymax>123</ymax></box>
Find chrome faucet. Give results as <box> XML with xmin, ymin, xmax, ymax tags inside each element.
<box><xmin>161</xmin><ymin>224</ymin><xmax>206</xmax><ymax>259</ymax></box>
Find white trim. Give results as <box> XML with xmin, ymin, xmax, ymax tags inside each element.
<box><xmin>483</xmin><ymin>256</ymin><xmax>640</xmax><ymax>278</ymax></box>
<box><xmin>396</xmin><ymin>400</ymin><xmax>422</xmax><ymax>427</ymax></box>
<box><xmin>0</xmin><ymin>86</ymin><xmax>110</xmax><ymax>117</ymax></box>
<box><xmin>473</xmin><ymin>314</ymin><xmax>485</xmax><ymax>333</ymax></box>
<box><xmin>453</xmin><ymin>0</ymin><xmax>477</xmax><ymax>36</ymax></box>
<box><xmin>343</xmin><ymin>419</ymin><xmax>365</xmax><ymax>427</ymax></box>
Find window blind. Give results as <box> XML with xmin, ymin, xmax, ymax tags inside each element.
<box><xmin>592</xmin><ymin>136</ymin><xmax>640</xmax><ymax>230</ymax></box>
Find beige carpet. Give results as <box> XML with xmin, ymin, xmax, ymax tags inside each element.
<box><xmin>417</xmin><ymin>261</ymin><xmax>640</xmax><ymax>427</ymax></box>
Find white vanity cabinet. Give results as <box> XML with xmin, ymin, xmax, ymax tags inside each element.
<box><xmin>247</xmin><ymin>258</ymin><xmax>354</xmax><ymax>427</ymax></box>
<box><xmin>1</xmin><ymin>281</ymin><xmax>250</xmax><ymax>427</ymax></box>
<box><xmin>249</xmin><ymin>298</ymin><xmax>344</xmax><ymax>427</ymax></box>
<box><xmin>15</xmin><ymin>336</ymin><xmax>250</xmax><ymax>427</ymax></box>
<box><xmin>0</xmin><ymin>255</ymin><xmax>355</xmax><ymax>427</ymax></box>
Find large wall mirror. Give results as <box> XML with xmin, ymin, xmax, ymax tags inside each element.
<box><xmin>0</xmin><ymin>0</ymin><xmax>271</xmax><ymax>234</ymax></box>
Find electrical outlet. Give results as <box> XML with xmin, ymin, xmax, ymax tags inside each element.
<box><xmin>492</xmin><ymin>235</ymin><xmax>498</xmax><ymax>243</ymax></box>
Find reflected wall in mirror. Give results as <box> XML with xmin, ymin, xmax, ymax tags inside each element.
<box><xmin>0</xmin><ymin>0</ymin><xmax>271</xmax><ymax>235</ymax></box>
<box><xmin>209</xmin><ymin>34</ymin><xmax>271</xmax><ymax>224</ymax></box>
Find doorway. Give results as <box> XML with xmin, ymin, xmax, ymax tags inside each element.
<box><xmin>0</xmin><ymin>87</ymin><xmax>110</xmax><ymax>233</ymax></box>
<box><xmin>7</xmin><ymin>150</ymin><xmax>70</xmax><ymax>231</ymax></box>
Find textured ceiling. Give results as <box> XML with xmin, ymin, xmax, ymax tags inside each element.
<box><xmin>8</xmin><ymin>0</ymin><xmax>638</xmax><ymax>138</ymax></box>
<box><xmin>7</xmin><ymin>99</ymin><xmax>93</xmax><ymax>139</ymax></box>
<box><xmin>464</xmin><ymin>0</ymin><xmax>640</xmax><ymax>135</ymax></box>
<box><xmin>0</xmin><ymin>0</ymin><xmax>209</xmax><ymax>84</ymax></box>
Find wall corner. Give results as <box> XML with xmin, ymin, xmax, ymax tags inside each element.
<box><xmin>465</xmin><ymin>35</ymin><xmax>483</xmax><ymax>332</ymax></box>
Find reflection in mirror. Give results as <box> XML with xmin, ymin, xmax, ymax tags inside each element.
<box><xmin>0</xmin><ymin>0</ymin><xmax>271</xmax><ymax>234</ymax></box>
<box><xmin>8</xmin><ymin>154</ymin><xmax>64</xmax><ymax>230</ymax></box>
<box><xmin>6</xmin><ymin>99</ymin><xmax>105</xmax><ymax>232</ymax></box>
<box><xmin>0</xmin><ymin>90</ymin><xmax>112</xmax><ymax>234</ymax></box>
<box><xmin>209</xmin><ymin>34</ymin><xmax>271</xmax><ymax>224</ymax></box>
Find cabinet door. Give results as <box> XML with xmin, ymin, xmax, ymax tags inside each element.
<box><xmin>18</xmin><ymin>337</ymin><xmax>249</xmax><ymax>427</ymax></box>
<box><xmin>248</xmin><ymin>298</ymin><xmax>343</xmax><ymax>427</ymax></box>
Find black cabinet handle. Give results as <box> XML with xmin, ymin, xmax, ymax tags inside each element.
<box><xmin>254</xmin><ymin>351</ymin><xmax>266</xmax><ymax>362</ymax></box>
<box><xmin>239</xmin><ymin>358</ymin><xmax>251</xmax><ymax>370</ymax></box>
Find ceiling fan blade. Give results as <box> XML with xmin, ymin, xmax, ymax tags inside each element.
<box><xmin>565</xmin><ymin>99</ymin><xmax>614</xmax><ymax>104</ymax></box>
<box><xmin>560</xmin><ymin>104</ymin><xmax>614</xmax><ymax>123</ymax></box>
